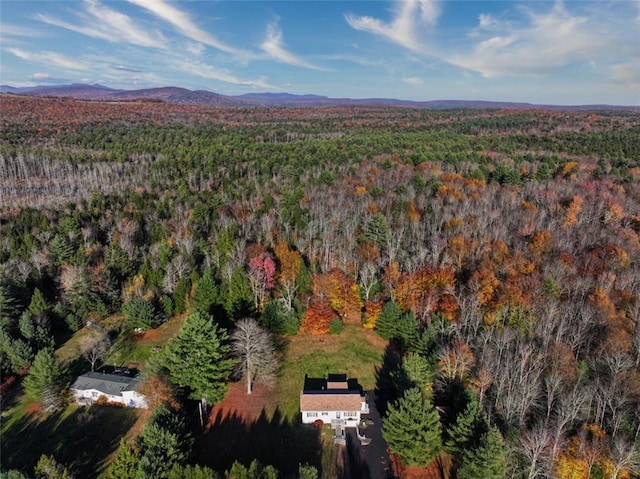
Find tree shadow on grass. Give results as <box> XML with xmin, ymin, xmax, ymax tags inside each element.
<box><xmin>1</xmin><ymin>404</ymin><xmax>137</xmax><ymax>477</ymax></box>
<box><xmin>373</xmin><ymin>342</ymin><xmax>403</xmax><ymax>418</ymax></box>
<box><xmin>196</xmin><ymin>406</ymin><xmax>322</xmax><ymax>478</ymax></box>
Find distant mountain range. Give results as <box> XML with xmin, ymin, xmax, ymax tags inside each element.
<box><xmin>1</xmin><ymin>83</ymin><xmax>636</xmax><ymax>110</ymax></box>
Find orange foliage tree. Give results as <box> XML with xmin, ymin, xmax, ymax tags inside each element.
<box><xmin>300</xmin><ymin>297</ymin><xmax>337</xmax><ymax>335</ymax></box>
<box><xmin>312</xmin><ymin>269</ymin><xmax>363</xmax><ymax>324</ymax></box>
<box><xmin>394</xmin><ymin>266</ymin><xmax>457</xmax><ymax>321</ymax></box>
<box><xmin>363</xmin><ymin>299</ymin><xmax>383</xmax><ymax>329</ymax></box>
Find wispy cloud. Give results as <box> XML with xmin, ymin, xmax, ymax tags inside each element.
<box><xmin>126</xmin><ymin>0</ymin><xmax>247</xmax><ymax>56</ymax></box>
<box><xmin>1</xmin><ymin>23</ymin><xmax>44</xmax><ymax>37</ymax></box>
<box><xmin>260</xmin><ymin>22</ymin><xmax>326</xmax><ymax>71</ymax></box>
<box><xmin>345</xmin><ymin>0</ymin><xmax>439</xmax><ymax>53</ymax></box>
<box><xmin>6</xmin><ymin>47</ymin><xmax>88</xmax><ymax>70</ymax></box>
<box><xmin>35</xmin><ymin>0</ymin><xmax>165</xmax><ymax>48</ymax></box>
<box><xmin>114</xmin><ymin>65</ymin><xmax>142</xmax><ymax>73</ymax></box>
<box><xmin>610</xmin><ymin>60</ymin><xmax>640</xmax><ymax>90</ymax></box>
<box><xmin>450</xmin><ymin>2</ymin><xmax>600</xmax><ymax>77</ymax></box>
<box><xmin>172</xmin><ymin>59</ymin><xmax>276</xmax><ymax>89</ymax></box>
<box><xmin>403</xmin><ymin>77</ymin><xmax>424</xmax><ymax>86</ymax></box>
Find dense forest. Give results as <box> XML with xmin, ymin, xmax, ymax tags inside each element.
<box><xmin>1</xmin><ymin>94</ymin><xmax>639</xmax><ymax>479</ymax></box>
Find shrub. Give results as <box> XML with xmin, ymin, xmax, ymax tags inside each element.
<box><xmin>329</xmin><ymin>317</ymin><xmax>343</xmax><ymax>335</ymax></box>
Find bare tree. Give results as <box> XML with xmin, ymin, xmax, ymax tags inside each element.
<box><xmin>609</xmin><ymin>436</ymin><xmax>640</xmax><ymax>479</ymax></box>
<box><xmin>82</xmin><ymin>333</ymin><xmax>110</xmax><ymax>371</ymax></box>
<box><xmin>519</xmin><ymin>424</ymin><xmax>553</xmax><ymax>479</ymax></box>
<box><xmin>231</xmin><ymin>318</ymin><xmax>278</xmax><ymax>394</ymax></box>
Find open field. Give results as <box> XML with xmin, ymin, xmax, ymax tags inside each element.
<box><xmin>196</xmin><ymin>323</ymin><xmax>387</xmax><ymax>479</ymax></box>
<box><xmin>1</xmin><ymin>394</ymin><xmax>138</xmax><ymax>478</ymax></box>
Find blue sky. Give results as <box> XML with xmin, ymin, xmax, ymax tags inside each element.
<box><xmin>1</xmin><ymin>1</ymin><xmax>639</xmax><ymax>104</ymax></box>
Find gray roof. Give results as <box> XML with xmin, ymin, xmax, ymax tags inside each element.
<box><xmin>71</xmin><ymin>371</ymin><xmax>141</xmax><ymax>396</ymax></box>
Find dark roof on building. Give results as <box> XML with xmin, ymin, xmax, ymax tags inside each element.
<box><xmin>300</xmin><ymin>373</ymin><xmax>365</xmax><ymax>411</ymax></box>
<box><xmin>70</xmin><ymin>371</ymin><xmax>141</xmax><ymax>396</ymax></box>
<box><xmin>303</xmin><ymin>373</ymin><xmax>361</xmax><ymax>393</ymax></box>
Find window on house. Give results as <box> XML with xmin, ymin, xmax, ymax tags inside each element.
<box><xmin>345</xmin><ymin>411</ymin><xmax>358</xmax><ymax>417</ymax></box>
<box><xmin>321</xmin><ymin>412</ymin><xmax>329</xmax><ymax>416</ymax></box>
<box><xmin>306</xmin><ymin>412</ymin><xmax>318</xmax><ymax>418</ymax></box>
<box><xmin>92</xmin><ymin>392</ymin><xmax>98</xmax><ymax>398</ymax></box>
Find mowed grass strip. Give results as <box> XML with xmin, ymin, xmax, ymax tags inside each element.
<box><xmin>276</xmin><ymin>324</ymin><xmax>386</xmax><ymax>420</ymax></box>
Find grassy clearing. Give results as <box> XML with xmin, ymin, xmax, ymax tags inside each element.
<box><xmin>105</xmin><ymin>313</ymin><xmax>187</xmax><ymax>369</ymax></box>
<box><xmin>0</xmin><ymin>313</ymin><xmax>187</xmax><ymax>478</ymax></box>
<box><xmin>276</xmin><ymin>324</ymin><xmax>386</xmax><ymax>420</ymax></box>
<box><xmin>1</xmin><ymin>391</ymin><xmax>138</xmax><ymax>478</ymax></box>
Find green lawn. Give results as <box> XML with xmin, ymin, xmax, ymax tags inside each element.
<box><xmin>1</xmin><ymin>392</ymin><xmax>138</xmax><ymax>478</ymax></box>
<box><xmin>276</xmin><ymin>324</ymin><xmax>386</xmax><ymax>420</ymax></box>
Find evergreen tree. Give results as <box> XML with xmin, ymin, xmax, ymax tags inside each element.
<box><xmin>106</xmin><ymin>439</ymin><xmax>140</xmax><ymax>479</ymax></box>
<box><xmin>28</xmin><ymin>288</ymin><xmax>49</xmax><ymax>319</ymax></box>
<box><xmin>34</xmin><ymin>454</ymin><xmax>73</xmax><ymax>479</ymax></box>
<box><xmin>395</xmin><ymin>352</ymin><xmax>435</xmax><ymax>398</ymax></box>
<box><xmin>167</xmin><ymin>464</ymin><xmax>219</xmax><ymax>479</ymax></box>
<box><xmin>456</xmin><ymin>426</ymin><xmax>506</xmax><ymax>479</ymax></box>
<box><xmin>23</xmin><ymin>348</ymin><xmax>67</xmax><ymax>411</ymax></box>
<box><xmin>191</xmin><ymin>268</ymin><xmax>219</xmax><ymax>315</ymax></box>
<box><xmin>298</xmin><ymin>464</ymin><xmax>319</xmax><ymax>479</ymax></box>
<box><xmin>375</xmin><ymin>301</ymin><xmax>402</xmax><ymax>340</ymax></box>
<box><xmin>172</xmin><ymin>277</ymin><xmax>190</xmax><ymax>314</ymax></box>
<box><xmin>394</xmin><ymin>311</ymin><xmax>420</xmax><ymax>350</ymax></box>
<box><xmin>0</xmin><ymin>285</ymin><xmax>18</xmax><ymax>331</ymax></box>
<box><xmin>122</xmin><ymin>297</ymin><xmax>159</xmax><ymax>331</ymax></box>
<box><xmin>224</xmin><ymin>268</ymin><xmax>254</xmax><ymax>320</ymax></box>
<box><xmin>226</xmin><ymin>460</ymin><xmax>278</xmax><ymax>479</ymax></box>
<box><xmin>444</xmin><ymin>393</ymin><xmax>488</xmax><ymax>457</ymax></box>
<box><xmin>137</xmin><ymin>408</ymin><xmax>191</xmax><ymax>479</ymax></box>
<box><xmin>161</xmin><ymin>311</ymin><xmax>236</xmax><ymax>403</ymax></box>
<box><xmin>18</xmin><ymin>311</ymin><xmax>35</xmax><ymax>341</ymax></box>
<box><xmin>382</xmin><ymin>387</ymin><xmax>442</xmax><ymax>467</ymax></box>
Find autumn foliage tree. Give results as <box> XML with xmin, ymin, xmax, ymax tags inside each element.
<box><xmin>300</xmin><ymin>297</ymin><xmax>336</xmax><ymax>335</ymax></box>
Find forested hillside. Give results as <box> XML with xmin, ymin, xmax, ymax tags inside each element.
<box><xmin>1</xmin><ymin>94</ymin><xmax>639</xmax><ymax>479</ymax></box>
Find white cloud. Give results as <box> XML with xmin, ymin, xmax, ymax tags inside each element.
<box><xmin>172</xmin><ymin>59</ymin><xmax>277</xmax><ymax>89</ymax></box>
<box><xmin>126</xmin><ymin>0</ymin><xmax>247</xmax><ymax>56</ymax></box>
<box><xmin>345</xmin><ymin>0</ymin><xmax>439</xmax><ymax>53</ymax></box>
<box><xmin>450</xmin><ymin>2</ymin><xmax>598</xmax><ymax>78</ymax></box>
<box><xmin>6</xmin><ymin>48</ymin><xmax>88</xmax><ymax>71</ymax></box>
<box><xmin>260</xmin><ymin>22</ymin><xmax>326</xmax><ymax>71</ymax></box>
<box><xmin>35</xmin><ymin>0</ymin><xmax>165</xmax><ymax>48</ymax></box>
<box><xmin>32</xmin><ymin>73</ymin><xmax>50</xmax><ymax>79</ymax></box>
<box><xmin>610</xmin><ymin>60</ymin><xmax>640</xmax><ymax>91</ymax></box>
<box><xmin>403</xmin><ymin>77</ymin><xmax>424</xmax><ymax>85</ymax></box>
<box><xmin>1</xmin><ymin>24</ymin><xmax>44</xmax><ymax>37</ymax></box>
<box><xmin>186</xmin><ymin>42</ymin><xmax>206</xmax><ymax>56</ymax></box>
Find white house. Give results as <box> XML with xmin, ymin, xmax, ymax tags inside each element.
<box><xmin>70</xmin><ymin>371</ymin><xmax>147</xmax><ymax>408</ymax></box>
<box><xmin>300</xmin><ymin>373</ymin><xmax>369</xmax><ymax>428</ymax></box>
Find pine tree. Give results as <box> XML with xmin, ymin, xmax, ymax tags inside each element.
<box><xmin>167</xmin><ymin>464</ymin><xmax>219</xmax><ymax>479</ymax></box>
<box><xmin>375</xmin><ymin>301</ymin><xmax>402</xmax><ymax>340</ymax></box>
<box><xmin>23</xmin><ymin>348</ymin><xmax>67</xmax><ymax>411</ymax></box>
<box><xmin>224</xmin><ymin>267</ymin><xmax>254</xmax><ymax>320</ymax></box>
<box><xmin>106</xmin><ymin>439</ymin><xmax>140</xmax><ymax>479</ymax></box>
<box><xmin>122</xmin><ymin>297</ymin><xmax>158</xmax><ymax>331</ymax></box>
<box><xmin>191</xmin><ymin>268</ymin><xmax>219</xmax><ymax>315</ymax></box>
<box><xmin>137</xmin><ymin>407</ymin><xmax>191</xmax><ymax>479</ymax></box>
<box><xmin>34</xmin><ymin>454</ymin><xmax>73</xmax><ymax>479</ymax></box>
<box><xmin>457</xmin><ymin>426</ymin><xmax>506</xmax><ymax>479</ymax></box>
<box><xmin>396</xmin><ymin>352</ymin><xmax>435</xmax><ymax>398</ymax></box>
<box><xmin>161</xmin><ymin>311</ymin><xmax>236</xmax><ymax>403</ymax></box>
<box><xmin>28</xmin><ymin>288</ymin><xmax>48</xmax><ymax>318</ymax></box>
<box><xmin>444</xmin><ymin>394</ymin><xmax>488</xmax><ymax>457</ymax></box>
<box><xmin>0</xmin><ymin>285</ymin><xmax>18</xmax><ymax>331</ymax></box>
<box><xmin>382</xmin><ymin>387</ymin><xmax>442</xmax><ymax>467</ymax></box>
